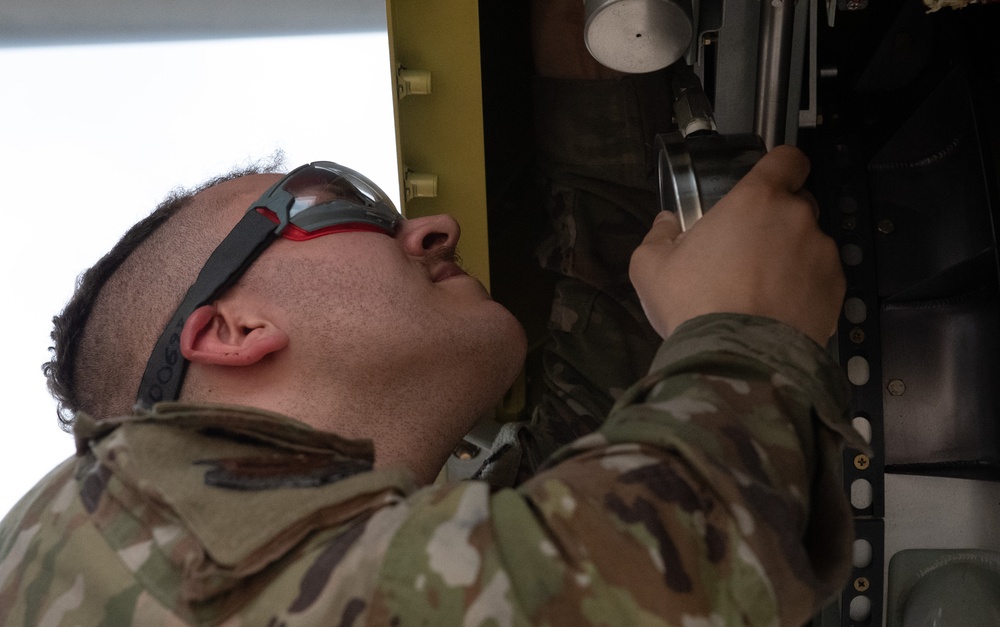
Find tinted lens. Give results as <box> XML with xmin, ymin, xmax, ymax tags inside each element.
<box><xmin>283</xmin><ymin>171</ymin><xmax>373</xmax><ymax>213</ymax></box>
<box><xmin>262</xmin><ymin>162</ymin><xmax>401</xmax><ymax>237</ymax></box>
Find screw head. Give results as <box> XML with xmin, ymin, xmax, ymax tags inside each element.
<box><xmin>888</xmin><ymin>379</ymin><xmax>906</xmax><ymax>396</ymax></box>
<box><xmin>842</xmin><ymin>215</ymin><xmax>857</xmax><ymax>230</ymax></box>
<box><xmin>854</xmin><ymin>577</ymin><xmax>870</xmax><ymax>591</ymax></box>
<box><xmin>854</xmin><ymin>454</ymin><xmax>870</xmax><ymax>470</ymax></box>
<box><xmin>877</xmin><ymin>219</ymin><xmax>895</xmax><ymax>235</ymax></box>
<box><xmin>849</xmin><ymin>328</ymin><xmax>865</xmax><ymax>343</ymax></box>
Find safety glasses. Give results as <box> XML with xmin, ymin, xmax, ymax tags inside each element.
<box><xmin>136</xmin><ymin>161</ymin><xmax>402</xmax><ymax>408</ymax></box>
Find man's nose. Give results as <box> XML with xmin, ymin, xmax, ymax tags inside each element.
<box><xmin>395</xmin><ymin>213</ymin><xmax>461</xmax><ymax>257</ymax></box>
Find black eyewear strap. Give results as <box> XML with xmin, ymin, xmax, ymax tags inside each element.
<box><xmin>135</xmin><ymin>161</ymin><xmax>400</xmax><ymax>408</ymax></box>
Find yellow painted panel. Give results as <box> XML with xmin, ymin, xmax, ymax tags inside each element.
<box><xmin>386</xmin><ymin>0</ymin><xmax>491</xmax><ymax>290</ymax></box>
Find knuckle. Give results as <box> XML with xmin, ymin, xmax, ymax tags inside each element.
<box><xmin>817</xmin><ymin>232</ymin><xmax>840</xmax><ymax>261</ymax></box>
<box><xmin>740</xmin><ymin>181</ymin><xmax>775</xmax><ymax>204</ymax></box>
<box><xmin>786</xmin><ymin>196</ymin><xmax>817</xmax><ymax>225</ymax></box>
<box><xmin>628</xmin><ymin>250</ymin><xmax>645</xmax><ymax>283</ymax></box>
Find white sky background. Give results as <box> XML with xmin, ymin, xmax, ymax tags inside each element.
<box><xmin>0</xmin><ymin>33</ymin><xmax>399</xmax><ymax>517</ymax></box>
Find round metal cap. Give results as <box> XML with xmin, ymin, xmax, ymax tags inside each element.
<box><xmin>657</xmin><ymin>131</ymin><xmax>767</xmax><ymax>231</ymax></box>
<box><xmin>584</xmin><ymin>0</ymin><xmax>693</xmax><ymax>74</ymax></box>
<box><xmin>657</xmin><ymin>132</ymin><xmax>702</xmax><ymax>232</ymax></box>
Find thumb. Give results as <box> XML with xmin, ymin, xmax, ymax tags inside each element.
<box><xmin>630</xmin><ymin>211</ymin><xmax>683</xmax><ymax>293</ymax></box>
<box><xmin>642</xmin><ymin>211</ymin><xmax>683</xmax><ymax>247</ymax></box>
<box><xmin>630</xmin><ymin>211</ymin><xmax>684</xmax><ymax>340</ymax></box>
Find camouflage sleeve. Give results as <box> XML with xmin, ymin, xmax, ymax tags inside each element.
<box><xmin>372</xmin><ymin>313</ymin><xmax>867</xmax><ymax>626</ymax></box>
<box><xmin>0</xmin><ymin>315</ymin><xmax>863</xmax><ymax>625</ymax></box>
<box><xmin>475</xmin><ymin>277</ymin><xmax>663</xmax><ymax>486</ymax></box>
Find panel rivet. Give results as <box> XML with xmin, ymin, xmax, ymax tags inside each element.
<box><xmin>887</xmin><ymin>379</ymin><xmax>906</xmax><ymax>396</ymax></box>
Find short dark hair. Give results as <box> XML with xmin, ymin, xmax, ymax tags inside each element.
<box><xmin>44</xmin><ymin>156</ymin><xmax>284</xmax><ymax>430</ymax></box>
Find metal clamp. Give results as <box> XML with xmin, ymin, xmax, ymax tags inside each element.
<box><xmin>657</xmin><ymin>131</ymin><xmax>766</xmax><ymax>231</ymax></box>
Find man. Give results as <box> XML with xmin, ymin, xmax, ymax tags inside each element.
<box><xmin>0</xmin><ymin>12</ymin><xmax>864</xmax><ymax>627</ymax></box>
<box><xmin>0</xmin><ymin>147</ymin><xmax>862</xmax><ymax>625</ymax></box>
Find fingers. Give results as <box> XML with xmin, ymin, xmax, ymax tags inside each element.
<box><xmin>630</xmin><ymin>146</ymin><xmax>845</xmax><ymax>345</ymax></box>
<box><xmin>741</xmin><ymin>145</ymin><xmax>811</xmax><ymax>194</ymax></box>
<box><xmin>715</xmin><ymin>146</ymin><xmax>819</xmax><ymax>229</ymax></box>
<box><xmin>642</xmin><ymin>211</ymin><xmax>683</xmax><ymax>246</ymax></box>
<box><xmin>800</xmin><ymin>188</ymin><xmax>821</xmax><ymax>220</ymax></box>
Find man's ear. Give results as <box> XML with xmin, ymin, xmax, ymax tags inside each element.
<box><xmin>180</xmin><ymin>304</ymin><xmax>289</xmax><ymax>366</ymax></box>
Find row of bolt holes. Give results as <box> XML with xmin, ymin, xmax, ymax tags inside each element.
<box><xmin>844</xmin><ymin>284</ymin><xmax>876</xmax><ymax>623</ymax></box>
<box><xmin>849</xmin><ymin>412</ymin><xmax>875</xmax><ymax>623</ymax></box>
<box><xmin>840</xmin><ymin>191</ymin><xmax>877</xmax><ymax>623</ymax></box>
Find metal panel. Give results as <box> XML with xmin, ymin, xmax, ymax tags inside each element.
<box><xmin>710</xmin><ymin>0</ymin><xmax>759</xmax><ymax>134</ymax></box>
<box><xmin>387</xmin><ymin>0</ymin><xmax>491</xmax><ymax>290</ymax></box>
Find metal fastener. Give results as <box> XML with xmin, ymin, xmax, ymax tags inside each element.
<box><xmin>854</xmin><ymin>577</ymin><xmax>870</xmax><ymax>592</ymax></box>
<box><xmin>842</xmin><ymin>215</ymin><xmax>857</xmax><ymax>231</ymax></box>
<box><xmin>849</xmin><ymin>328</ymin><xmax>865</xmax><ymax>343</ymax></box>
<box><xmin>854</xmin><ymin>454</ymin><xmax>870</xmax><ymax>470</ymax></box>
<box><xmin>887</xmin><ymin>379</ymin><xmax>906</xmax><ymax>396</ymax></box>
<box><xmin>877</xmin><ymin>219</ymin><xmax>895</xmax><ymax>235</ymax></box>
<box><xmin>451</xmin><ymin>441</ymin><xmax>480</xmax><ymax>461</ymax></box>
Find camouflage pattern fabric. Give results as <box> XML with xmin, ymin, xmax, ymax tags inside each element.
<box><xmin>0</xmin><ymin>313</ymin><xmax>866</xmax><ymax>625</ymax></box>
<box><xmin>923</xmin><ymin>0</ymin><xmax>1000</xmax><ymax>11</ymax></box>
<box><xmin>1</xmin><ymin>73</ymin><xmax>865</xmax><ymax>624</ymax></box>
<box><xmin>477</xmin><ymin>75</ymin><xmax>677</xmax><ymax>484</ymax></box>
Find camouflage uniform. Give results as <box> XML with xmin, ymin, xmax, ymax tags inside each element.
<box><xmin>483</xmin><ymin>73</ymin><xmax>687</xmax><ymax>481</ymax></box>
<box><xmin>1</xmin><ymin>75</ymin><xmax>866</xmax><ymax>624</ymax></box>
<box><xmin>0</xmin><ymin>313</ymin><xmax>866</xmax><ymax>625</ymax></box>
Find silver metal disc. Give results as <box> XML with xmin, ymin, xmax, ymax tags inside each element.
<box><xmin>584</xmin><ymin>0</ymin><xmax>693</xmax><ymax>74</ymax></box>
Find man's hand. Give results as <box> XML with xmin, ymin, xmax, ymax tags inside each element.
<box><xmin>629</xmin><ymin>146</ymin><xmax>845</xmax><ymax>346</ymax></box>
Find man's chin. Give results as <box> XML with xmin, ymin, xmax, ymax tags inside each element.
<box><xmin>498</xmin><ymin>317</ymin><xmax>529</xmax><ymax>396</ymax></box>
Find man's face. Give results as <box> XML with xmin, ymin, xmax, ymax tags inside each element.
<box><xmin>230</xmin><ymin>174</ymin><xmax>528</xmax><ymax>405</ymax></box>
